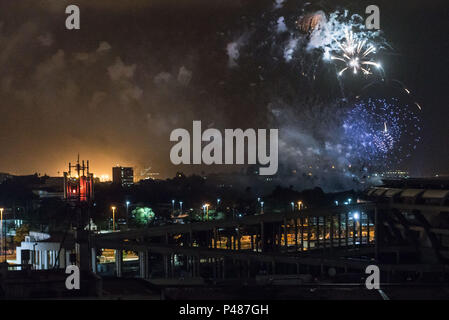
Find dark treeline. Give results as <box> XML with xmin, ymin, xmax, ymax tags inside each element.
<box><xmin>0</xmin><ymin>172</ymin><xmax>357</xmax><ymax>232</ymax></box>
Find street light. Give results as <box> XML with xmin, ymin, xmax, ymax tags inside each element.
<box><xmin>171</xmin><ymin>199</ymin><xmax>175</xmax><ymax>215</ymax></box>
<box><xmin>291</xmin><ymin>202</ymin><xmax>294</xmax><ymax>212</ymax></box>
<box><xmin>111</xmin><ymin>206</ymin><xmax>116</xmax><ymax>231</ymax></box>
<box><xmin>260</xmin><ymin>201</ymin><xmax>264</xmax><ymax>214</ymax></box>
<box><xmin>179</xmin><ymin>201</ymin><xmax>183</xmax><ymax>213</ymax></box>
<box><xmin>297</xmin><ymin>201</ymin><xmax>303</xmax><ymax>211</ymax></box>
<box><xmin>125</xmin><ymin>201</ymin><xmax>130</xmax><ymax>226</ymax></box>
<box><xmin>217</xmin><ymin>198</ymin><xmax>221</xmax><ymax>206</ymax></box>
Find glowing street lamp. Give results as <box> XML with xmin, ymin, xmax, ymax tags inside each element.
<box><xmin>353</xmin><ymin>211</ymin><xmax>360</xmax><ymax>238</ymax></box>
<box><xmin>125</xmin><ymin>201</ymin><xmax>130</xmax><ymax>226</ymax></box>
<box><xmin>260</xmin><ymin>201</ymin><xmax>264</xmax><ymax>214</ymax></box>
<box><xmin>291</xmin><ymin>202</ymin><xmax>294</xmax><ymax>212</ymax></box>
<box><xmin>111</xmin><ymin>206</ymin><xmax>117</xmax><ymax>231</ymax></box>
<box><xmin>179</xmin><ymin>201</ymin><xmax>183</xmax><ymax>213</ymax></box>
<box><xmin>217</xmin><ymin>198</ymin><xmax>221</xmax><ymax>206</ymax></box>
<box><xmin>297</xmin><ymin>201</ymin><xmax>303</xmax><ymax>211</ymax></box>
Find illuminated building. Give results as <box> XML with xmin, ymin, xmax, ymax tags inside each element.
<box><xmin>381</xmin><ymin>170</ymin><xmax>410</xmax><ymax>179</ymax></box>
<box><xmin>112</xmin><ymin>166</ymin><xmax>134</xmax><ymax>187</ymax></box>
<box><xmin>63</xmin><ymin>158</ymin><xmax>94</xmax><ymax>202</ymax></box>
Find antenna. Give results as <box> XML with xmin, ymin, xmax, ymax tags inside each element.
<box><xmin>82</xmin><ymin>160</ymin><xmax>85</xmax><ymax>176</ymax></box>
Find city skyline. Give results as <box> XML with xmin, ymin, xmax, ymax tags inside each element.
<box><xmin>1</xmin><ymin>0</ymin><xmax>449</xmax><ymax>302</ymax></box>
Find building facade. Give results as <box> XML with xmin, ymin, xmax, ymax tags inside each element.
<box><xmin>112</xmin><ymin>166</ymin><xmax>134</xmax><ymax>187</ymax></box>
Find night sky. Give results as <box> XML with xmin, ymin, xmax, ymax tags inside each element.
<box><xmin>0</xmin><ymin>0</ymin><xmax>447</xmax><ymax>180</ymax></box>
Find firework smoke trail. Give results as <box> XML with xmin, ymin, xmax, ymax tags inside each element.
<box><xmin>305</xmin><ymin>10</ymin><xmax>386</xmax><ymax>59</ymax></box>
<box><xmin>269</xmin><ymin>97</ymin><xmax>368</xmax><ymax>191</ymax></box>
<box><xmin>225</xmin><ymin>7</ymin><xmax>387</xmax><ymax>80</ymax></box>
<box><xmin>361</xmin><ymin>78</ymin><xmax>424</xmax><ymax>112</ymax></box>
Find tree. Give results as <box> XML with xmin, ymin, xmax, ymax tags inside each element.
<box><xmin>14</xmin><ymin>224</ymin><xmax>30</xmax><ymax>245</ymax></box>
<box><xmin>131</xmin><ymin>207</ymin><xmax>155</xmax><ymax>226</ymax></box>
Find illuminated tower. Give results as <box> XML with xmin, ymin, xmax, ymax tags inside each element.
<box><xmin>63</xmin><ymin>156</ymin><xmax>94</xmax><ymax>202</ymax></box>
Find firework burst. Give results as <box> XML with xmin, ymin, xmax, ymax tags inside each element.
<box><xmin>342</xmin><ymin>98</ymin><xmax>421</xmax><ymax>168</ymax></box>
<box><xmin>331</xmin><ymin>30</ymin><xmax>382</xmax><ymax>76</ymax></box>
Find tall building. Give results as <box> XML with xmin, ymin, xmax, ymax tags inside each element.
<box><xmin>112</xmin><ymin>166</ymin><xmax>134</xmax><ymax>187</ymax></box>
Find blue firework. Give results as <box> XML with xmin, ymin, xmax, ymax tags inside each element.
<box><xmin>342</xmin><ymin>98</ymin><xmax>421</xmax><ymax>167</ymax></box>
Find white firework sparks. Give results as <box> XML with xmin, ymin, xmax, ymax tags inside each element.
<box><xmin>331</xmin><ymin>30</ymin><xmax>381</xmax><ymax>76</ymax></box>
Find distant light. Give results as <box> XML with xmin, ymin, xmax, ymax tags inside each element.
<box><xmin>347</xmin><ymin>198</ymin><xmax>352</xmax><ymax>204</ymax></box>
<box><xmin>99</xmin><ymin>174</ymin><xmax>110</xmax><ymax>182</ymax></box>
<box><xmin>335</xmin><ymin>200</ymin><xmax>339</xmax><ymax>206</ymax></box>
<box><xmin>353</xmin><ymin>212</ymin><xmax>360</xmax><ymax>220</ymax></box>
<box><xmin>126</xmin><ymin>201</ymin><xmax>130</xmax><ymax>206</ymax></box>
